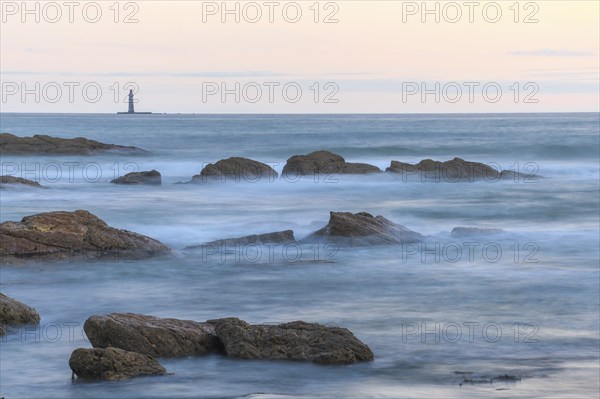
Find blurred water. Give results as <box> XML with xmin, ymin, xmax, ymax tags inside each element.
<box><xmin>0</xmin><ymin>113</ymin><xmax>598</xmax><ymax>398</ymax></box>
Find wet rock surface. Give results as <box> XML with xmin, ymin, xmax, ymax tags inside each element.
<box><xmin>84</xmin><ymin>313</ymin><xmax>374</xmax><ymax>365</ymax></box>
<box><xmin>186</xmin><ymin>230</ymin><xmax>296</xmax><ymax>250</ymax></box>
<box><xmin>0</xmin><ymin>210</ymin><xmax>170</xmax><ymax>264</ymax></box>
<box><xmin>84</xmin><ymin>313</ymin><xmax>222</xmax><ymax>357</ymax></box>
<box><xmin>387</xmin><ymin>157</ymin><xmax>498</xmax><ymax>180</ymax></box>
<box><xmin>0</xmin><ymin>176</ymin><xmax>44</xmax><ymax>188</ymax></box>
<box><xmin>386</xmin><ymin>157</ymin><xmax>536</xmax><ymax>181</ymax></box>
<box><xmin>0</xmin><ymin>293</ymin><xmax>40</xmax><ymax>335</ymax></box>
<box><xmin>304</xmin><ymin>211</ymin><xmax>423</xmax><ymax>246</ymax></box>
<box><xmin>69</xmin><ymin>347</ymin><xmax>167</xmax><ymax>381</ymax></box>
<box><xmin>111</xmin><ymin>170</ymin><xmax>162</xmax><ymax>185</ymax></box>
<box><xmin>282</xmin><ymin>151</ymin><xmax>381</xmax><ymax>177</ymax></box>
<box><xmin>192</xmin><ymin>157</ymin><xmax>278</xmax><ymax>183</ymax></box>
<box><xmin>209</xmin><ymin>317</ymin><xmax>374</xmax><ymax>365</ymax></box>
<box><xmin>0</xmin><ymin>133</ymin><xmax>149</xmax><ymax>155</ymax></box>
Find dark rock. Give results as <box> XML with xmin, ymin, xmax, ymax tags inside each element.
<box><xmin>303</xmin><ymin>211</ymin><xmax>423</xmax><ymax>246</ymax></box>
<box><xmin>0</xmin><ymin>210</ymin><xmax>170</xmax><ymax>264</ymax></box>
<box><xmin>84</xmin><ymin>313</ymin><xmax>221</xmax><ymax>357</ymax></box>
<box><xmin>499</xmin><ymin>170</ymin><xmax>540</xmax><ymax>181</ymax></box>
<box><xmin>84</xmin><ymin>313</ymin><xmax>374</xmax><ymax>365</ymax></box>
<box><xmin>69</xmin><ymin>347</ymin><xmax>167</xmax><ymax>381</ymax></box>
<box><xmin>0</xmin><ymin>133</ymin><xmax>149</xmax><ymax>156</ymax></box>
<box><xmin>386</xmin><ymin>157</ymin><xmax>501</xmax><ymax>181</ymax></box>
<box><xmin>282</xmin><ymin>151</ymin><xmax>381</xmax><ymax>177</ymax></box>
<box><xmin>456</xmin><ymin>371</ymin><xmax>522</xmax><ymax>386</ymax></box>
<box><xmin>0</xmin><ymin>176</ymin><xmax>44</xmax><ymax>189</ymax></box>
<box><xmin>186</xmin><ymin>230</ymin><xmax>295</xmax><ymax>250</ymax></box>
<box><xmin>0</xmin><ymin>293</ymin><xmax>40</xmax><ymax>334</ymax></box>
<box><xmin>451</xmin><ymin>227</ymin><xmax>504</xmax><ymax>237</ymax></box>
<box><xmin>111</xmin><ymin>170</ymin><xmax>161</xmax><ymax>185</ymax></box>
<box><xmin>209</xmin><ymin>317</ymin><xmax>374</xmax><ymax>365</ymax></box>
<box><xmin>191</xmin><ymin>157</ymin><xmax>277</xmax><ymax>183</ymax></box>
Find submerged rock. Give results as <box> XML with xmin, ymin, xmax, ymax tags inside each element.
<box><xmin>303</xmin><ymin>211</ymin><xmax>423</xmax><ymax>246</ymax></box>
<box><xmin>282</xmin><ymin>151</ymin><xmax>381</xmax><ymax>177</ymax></box>
<box><xmin>84</xmin><ymin>313</ymin><xmax>221</xmax><ymax>357</ymax></box>
<box><xmin>186</xmin><ymin>230</ymin><xmax>296</xmax><ymax>250</ymax></box>
<box><xmin>192</xmin><ymin>157</ymin><xmax>277</xmax><ymax>183</ymax></box>
<box><xmin>84</xmin><ymin>313</ymin><xmax>374</xmax><ymax>365</ymax></box>
<box><xmin>210</xmin><ymin>317</ymin><xmax>374</xmax><ymax>365</ymax></box>
<box><xmin>0</xmin><ymin>133</ymin><xmax>149</xmax><ymax>155</ymax></box>
<box><xmin>69</xmin><ymin>347</ymin><xmax>167</xmax><ymax>381</ymax></box>
<box><xmin>0</xmin><ymin>176</ymin><xmax>44</xmax><ymax>189</ymax></box>
<box><xmin>0</xmin><ymin>210</ymin><xmax>170</xmax><ymax>264</ymax></box>
<box><xmin>451</xmin><ymin>227</ymin><xmax>504</xmax><ymax>237</ymax></box>
<box><xmin>0</xmin><ymin>293</ymin><xmax>40</xmax><ymax>335</ymax></box>
<box><xmin>111</xmin><ymin>170</ymin><xmax>162</xmax><ymax>185</ymax></box>
<box><xmin>456</xmin><ymin>371</ymin><xmax>522</xmax><ymax>386</ymax></box>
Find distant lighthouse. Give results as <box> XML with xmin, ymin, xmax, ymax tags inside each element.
<box><xmin>117</xmin><ymin>90</ymin><xmax>152</xmax><ymax>114</ymax></box>
<box><xmin>127</xmin><ymin>89</ymin><xmax>135</xmax><ymax>113</ymax></box>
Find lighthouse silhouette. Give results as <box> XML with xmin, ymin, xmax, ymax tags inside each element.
<box><xmin>127</xmin><ymin>89</ymin><xmax>135</xmax><ymax>113</ymax></box>
<box><xmin>118</xmin><ymin>89</ymin><xmax>152</xmax><ymax>114</ymax></box>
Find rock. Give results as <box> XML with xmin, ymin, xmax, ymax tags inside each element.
<box><xmin>303</xmin><ymin>211</ymin><xmax>423</xmax><ymax>246</ymax></box>
<box><xmin>0</xmin><ymin>210</ymin><xmax>170</xmax><ymax>264</ymax></box>
<box><xmin>0</xmin><ymin>133</ymin><xmax>149</xmax><ymax>156</ymax></box>
<box><xmin>84</xmin><ymin>313</ymin><xmax>221</xmax><ymax>357</ymax></box>
<box><xmin>209</xmin><ymin>317</ymin><xmax>374</xmax><ymax>365</ymax></box>
<box><xmin>456</xmin><ymin>371</ymin><xmax>522</xmax><ymax>386</ymax></box>
<box><xmin>69</xmin><ymin>347</ymin><xmax>167</xmax><ymax>381</ymax></box>
<box><xmin>282</xmin><ymin>151</ymin><xmax>381</xmax><ymax>177</ymax></box>
<box><xmin>451</xmin><ymin>227</ymin><xmax>504</xmax><ymax>237</ymax></box>
<box><xmin>0</xmin><ymin>175</ymin><xmax>44</xmax><ymax>189</ymax></box>
<box><xmin>191</xmin><ymin>157</ymin><xmax>277</xmax><ymax>183</ymax></box>
<box><xmin>186</xmin><ymin>230</ymin><xmax>295</xmax><ymax>250</ymax></box>
<box><xmin>84</xmin><ymin>313</ymin><xmax>374</xmax><ymax>365</ymax></box>
<box><xmin>387</xmin><ymin>157</ymin><xmax>502</xmax><ymax>181</ymax></box>
<box><xmin>111</xmin><ymin>170</ymin><xmax>162</xmax><ymax>185</ymax></box>
<box><xmin>0</xmin><ymin>293</ymin><xmax>40</xmax><ymax>334</ymax></box>
<box><xmin>499</xmin><ymin>170</ymin><xmax>540</xmax><ymax>181</ymax></box>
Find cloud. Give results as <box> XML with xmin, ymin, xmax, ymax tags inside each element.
<box><xmin>509</xmin><ymin>49</ymin><xmax>596</xmax><ymax>57</ymax></box>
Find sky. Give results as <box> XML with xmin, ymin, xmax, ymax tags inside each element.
<box><xmin>1</xmin><ymin>0</ymin><xmax>598</xmax><ymax>113</ymax></box>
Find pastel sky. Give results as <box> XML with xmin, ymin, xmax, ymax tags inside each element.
<box><xmin>1</xmin><ymin>0</ymin><xmax>598</xmax><ymax>113</ymax></box>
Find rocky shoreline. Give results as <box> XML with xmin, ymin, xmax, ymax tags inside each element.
<box><xmin>69</xmin><ymin>312</ymin><xmax>374</xmax><ymax>380</ymax></box>
<box><xmin>1</xmin><ymin>209</ymin><xmax>510</xmax><ymax>265</ymax></box>
<box><xmin>1</xmin><ymin>133</ymin><xmax>539</xmax><ymax>184</ymax></box>
<box><xmin>2</xmin><ymin>135</ymin><xmax>530</xmax><ymax>387</ymax></box>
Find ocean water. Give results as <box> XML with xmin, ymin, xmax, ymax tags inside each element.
<box><xmin>0</xmin><ymin>113</ymin><xmax>598</xmax><ymax>398</ymax></box>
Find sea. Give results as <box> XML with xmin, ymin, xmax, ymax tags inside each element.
<box><xmin>0</xmin><ymin>113</ymin><xmax>599</xmax><ymax>398</ymax></box>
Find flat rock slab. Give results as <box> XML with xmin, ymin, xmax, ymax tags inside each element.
<box><xmin>0</xmin><ymin>293</ymin><xmax>40</xmax><ymax>335</ymax></box>
<box><xmin>282</xmin><ymin>151</ymin><xmax>381</xmax><ymax>177</ymax></box>
<box><xmin>0</xmin><ymin>133</ymin><xmax>149</xmax><ymax>155</ymax></box>
<box><xmin>69</xmin><ymin>347</ymin><xmax>167</xmax><ymax>381</ymax></box>
<box><xmin>84</xmin><ymin>313</ymin><xmax>221</xmax><ymax>357</ymax></box>
<box><xmin>0</xmin><ymin>210</ymin><xmax>170</xmax><ymax>264</ymax></box>
<box><xmin>111</xmin><ymin>170</ymin><xmax>162</xmax><ymax>185</ymax></box>
<box><xmin>0</xmin><ymin>176</ymin><xmax>44</xmax><ymax>188</ymax></box>
<box><xmin>186</xmin><ymin>230</ymin><xmax>296</xmax><ymax>250</ymax></box>
<box><xmin>304</xmin><ymin>211</ymin><xmax>423</xmax><ymax>246</ymax></box>
<box><xmin>210</xmin><ymin>317</ymin><xmax>374</xmax><ymax>365</ymax></box>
